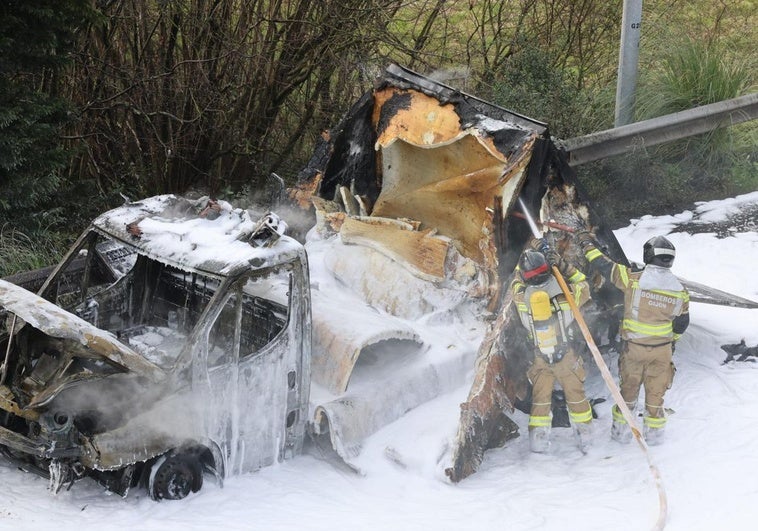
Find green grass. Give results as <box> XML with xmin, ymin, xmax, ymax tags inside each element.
<box><xmin>0</xmin><ymin>224</ymin><xmax>63</xmax><ymax>278</ymax></box>
<box><xmin>637</xmin><ymin>37</ymin><xmax>754</xmax><ymax>159</ymax></box>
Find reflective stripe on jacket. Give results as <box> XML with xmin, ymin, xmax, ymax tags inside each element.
<box><xmin>585</xmin><ymin>246</ymin><xmax>689</xmax><ymax>345</ymax></box>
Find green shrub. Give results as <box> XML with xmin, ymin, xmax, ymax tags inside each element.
<box><xmin>0</xmin><ymin>225</ymin><xmax>66</xmax><ymax>278</ymax></box>
<box><xmin>486</xmin><ymin>43</ymin><xmax>613</xmax><ymax>138</ymax></box>
<box><xmin>637</xmin><ymin>38</ymin><xmax>754</xmax><ymax>163</ymax></box>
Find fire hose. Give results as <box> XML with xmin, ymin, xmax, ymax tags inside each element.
<box><xmin>517</xmin><ymin>198</ymin><xmax>667</xmax><ymax>531</ymax></box>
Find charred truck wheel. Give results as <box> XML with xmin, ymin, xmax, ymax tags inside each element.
<box><xmin>148</xmin><ymin>450</ymin><xmax>204</xmax><ymax>501</ymax></box>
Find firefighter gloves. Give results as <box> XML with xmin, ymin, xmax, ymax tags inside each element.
<box><xmin>545</xmin><ymin>248</ymin><xmax>561</xmax><ymax>268</ymax></box>
<box><xmin>575</xmin><ymin>229</ymin><xmax>596</xmax><ymax>251</ymax></box>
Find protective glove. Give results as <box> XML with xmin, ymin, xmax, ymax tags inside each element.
<box><xmin>575</xmin><ymin>229</ymin><xmax>596</xmax><ymax>251</ymax></box>
<box><xmin>538</xmin><ymin>238</ymin><xmax>550</xmax><ymax>254</ymax></box>
<box><xmin>545</xmin><ymin>248</ymin><xmax>561</xmax><ymax>268</ymax></box>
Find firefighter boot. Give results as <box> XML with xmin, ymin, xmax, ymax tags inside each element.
<box><xmin>610</xmin><ymin>405</ymin><xmax>632</xmax><ymax>443</ymax></box>
<box><xmin>611</xmin><ymin>419</ymin><xmax>632</xmax><ymax>443</ymax></box>
<box><xmin>644</xmin><ymin>418</ymin><xmax>666</xmax><ymax>446</ymax></box>
<box><xmin>529</xmin><ymin>426</ymin><xmax>550</xmax><ymax>453</ymax></box>
<box><xmin>572</xmin><ymin>421</ymin><xmax>592</xmax><ymax>454</ymax></box>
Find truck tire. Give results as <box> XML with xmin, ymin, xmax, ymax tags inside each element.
<box><xmin>148</xmin><ymin>452</ymin><xmax>203</xmax><ymax>501</ymax></box>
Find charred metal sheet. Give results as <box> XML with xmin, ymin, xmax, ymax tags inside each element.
<box><xmin>680</xmin><ymin>278</ymin><xmax>758</xmax><ymax>308</ymax></box>
<box><xmin>382</xmin><ymin>64</ymin><xmax>548</xmax><ymax>135</ymax></box>
<box><xmin>311</xmin><ymin>340</ymin><xmax>474</xmax><ymax>468</ymax></box>
<box><xmin>445</xmin><ymin>293</ymin><xmax>526</xmax><ymax>483</ymax></box>
<box><xmin>0</xmin><ymin>387</ymin><xmax>37</xmax><ymax>420</ymax></box>
<box><xmin>0</xmin><ymin>424</ymin><xmax>50</xmax><ymax>457</ymax></box>
<box><xmin>290</xmin><ymin>168</ymin><xmax>323</xmax><ymax>211</ymax></box>
<box><xmin>0</xmin><ymin>280</ymin><xmax>162</xmax><ymax>380</ymax></box>
<box><xmin>373</xmin><ymin>133</ymin><xmax>534</xmax><ymax>265</ymax></box>
<box><xmin>721</xmin><ymin>340</ymin><xmax>758</xmax><ymax>363</ymax></box>
<box><xmin>373</xmin><ymin>88</ymin><xmax>464</xmax><ymax>146</ymax></box>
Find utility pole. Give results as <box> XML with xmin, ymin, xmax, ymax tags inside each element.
<box><xmin>614</xmin><ymin>0</ymin><xmax>643</xmax><ymax>127</ymax></box>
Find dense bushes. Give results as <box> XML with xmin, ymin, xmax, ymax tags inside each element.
<box><xmin>0</xmin><ymin>1</ymin><xmax>755</xmax><ymax>275</ymax></box>
<box><xmin>576</xmin><ymin>37</ymin><xmax>756</xmax><ymax>227</ymax></box>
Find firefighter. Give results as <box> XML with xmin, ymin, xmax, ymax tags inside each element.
<box><xmin>513</xmin><ymin>242</ymin><xmax>593</xmax><ymax>453</ymax></box>
<box><xmin>577</xmin><ymin>233</ymin><xmax>689</xmax><ymax>445</ymax></box>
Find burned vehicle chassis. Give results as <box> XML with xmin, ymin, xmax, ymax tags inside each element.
<box><xmin>0</xmin><ymin>196</ymin><xmax>311</xmax><ymax>499</ymax></box>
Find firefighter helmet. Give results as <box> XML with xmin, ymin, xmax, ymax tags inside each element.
<box><xmin>519</xmin><ymin>249</ymin><xmax>550</xmax><ymax>284</ymax></box>
<box><xmin>643</xmin><ymin>236</ymin><xmax>676</xmax><ymax>267</ymax></box>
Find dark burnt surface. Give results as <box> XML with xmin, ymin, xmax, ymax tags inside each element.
<box><xmin>383</xmin><ymin>64</ymin><xmax>547</xmax><ymax>135</ymax></box>
<box><xmin>670</xmin><ymin>202</ymin><xmax>758</xmax><ymax>238</ymax></box>
<box><xmin>317</xmin><ymin>92</ymin><xmax>378</xmax><ymax>203</ymax></box>
<box><xmin>300</xmin><ymin>64</ymin><xmax>551</xmax><ymax>210</ymax></box>
<box><xmin>374</xmin><ymin>90</ymin><xmax>412</xmax><ymax>138</ymax></box>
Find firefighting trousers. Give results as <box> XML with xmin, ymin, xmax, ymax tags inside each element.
<box><xmin>618</xmin><ymin>341</ymin><xmax>675</xmax><ymax>420</ymax></box>
<box><xmin>526</xmin><ymin>349</ymin><xmax>592</xmax><ymax>429</ymax></box>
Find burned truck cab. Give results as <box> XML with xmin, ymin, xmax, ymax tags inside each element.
<box><xmin>0</xmin><ymin>195</ymin><xmax>311</xmax><ymax>499</ymax></box>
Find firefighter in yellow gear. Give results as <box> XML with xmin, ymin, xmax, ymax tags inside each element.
<box><xmin>512</xmin><ymin>243</ymin><xmax>593</xmax><ymax>453</ymax></box>
<box><xmin>577</xmin><ymin>233</ymin><xmax>689</xmax><ymax>445</ymax></box>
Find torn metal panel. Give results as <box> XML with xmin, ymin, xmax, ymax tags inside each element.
<box><xmin>0</xmin><ymin>279</ymin><xmax>162</xmax><ymax>380</ymax></box>
<box><xmin>311</xmin><ymin>338</ymin><xmax>475</xmax><ymax>469</ymax></box>
<box><xmin>370</xmin><ymin>83</ymin><xmax>540</xmax><ymax>279</ymax></box>
<box><xmin>338</xmin><ymin>216</ymin><xmax>451</xmax><ymax>281</ymax></box>
<box><xmin>445</xmin><ymin>291</ymin><xmax>525</xmax><ymax>483</ymax></box>
<box><xmin>374</xmin><ymin>133</ymin><xmax>534</xmax><ymax>265</ymax></box>
<box><xmin>292</xmin><ymin>66</ymin><xmax>553</xmax><ymax>303</ymax></box>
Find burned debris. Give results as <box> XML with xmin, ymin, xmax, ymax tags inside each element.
<box><xmin>288</xmin><ymin>64</ymin><xmax>757</xmax><ymax>482</ymax></box>
<box><xmin>2</xmin><ymin>65</ymin><xmax>756</xmax><ymax>500</ymax></box>
<box><xmin>721</xmin><ymin>340</ymin><xmax>758</xmax><ymax>364</ymax></box>
<box><xmin>290</xmin><ymin>64</ymin><xmax>628</xmax><ymax>482</ymax></box>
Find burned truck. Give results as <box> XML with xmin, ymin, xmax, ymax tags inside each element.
<box><xmin>0</xmin><ymin>195</ymin><xmax>311</xmax><ymax>499</ymax></box>
<box><xmin>2</xmin><ymin>64</ymin><xmax>755</xmax><ymax>499</ymax></box>
<box><xmin>0</xmin><ymin>186</ymin><xmax>476</xmax><ymax>499</ymax></box>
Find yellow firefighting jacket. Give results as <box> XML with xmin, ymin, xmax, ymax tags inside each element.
<box><xmin>584</xmin><ymin>244</ymin><xmax>690</xmax><ymax>346</ymax></box>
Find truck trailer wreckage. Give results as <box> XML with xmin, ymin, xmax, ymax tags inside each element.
<box><xmin>1</xmin><ymin>65</ymin><xmax>755</xmax><ymax>499</ymax></box>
